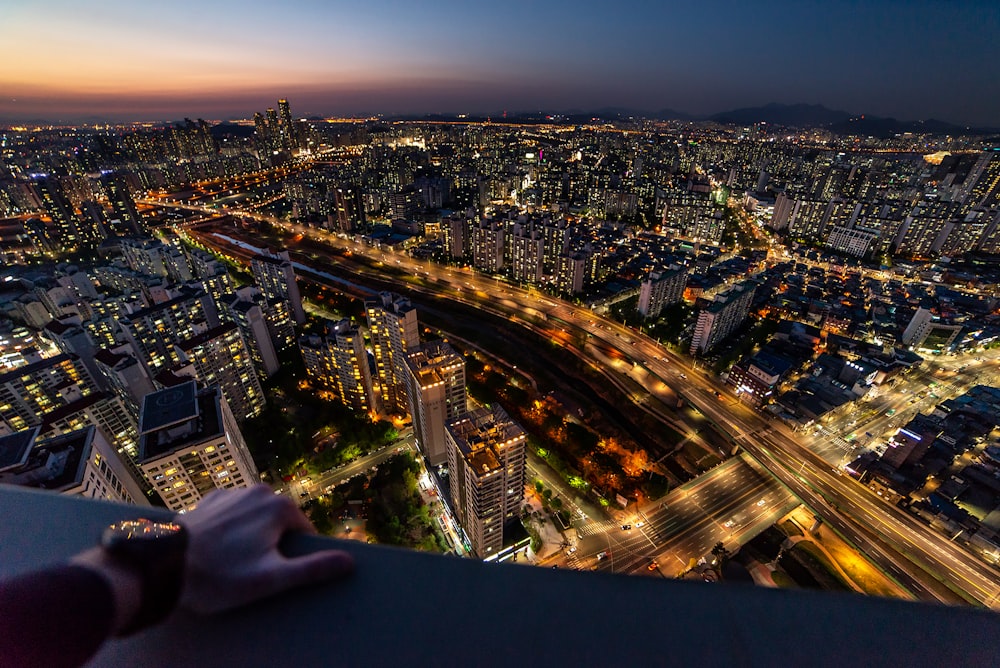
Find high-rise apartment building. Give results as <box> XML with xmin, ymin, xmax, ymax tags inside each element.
<box><xmin>298</xmin><ymin>320</ymin><xmax>377</xmax><ymax>413</ymax></box>
<box><xmin>173</xmin><ymin>323</ymin><xmax>266</xmax><ymax>421</ymax></box>
<box><xmin>100</xmin><ymin>172</ymin><xmax>143</xmax><ymax>235</ymax></box>
<box><xmin>404</xmin><ymin>341</ymin><xmax>467</xmax><ymax>466</ymax></box>
<box><xmin>251</xmin><ymin>251</ymin><xmax>306</xmax><ymax>325</ymax></box>
<box><xmin>964</xmin><ymin>151</ymin><xmax>1000</xmax><ymax>210</ymax></box>
<box><xmin>93</xmin><ymin>345</ymin><xmax>157</xmax><ymax>416</ymax></box>
<box><xmin>0</xmin><ymin>425</ymin><xmax>148</xmax><ymax>504</ymax></box>
<box><xmin>0</xmin><ymin>353</ymin><xmax>99</xmax><ymax>433</ymax></box>
<box><xmin>33</xmin><ymin>176</ymin><xmax>90</xmax><ymax>250</ymax></box>
<box><xmin>554</xmin><ymin>252</ymin><xmax>588</xmax><ymax>296</ymax></box>
<box><xmin>472</xmin><ymin>220</ymin><xmax>505</xmax><ymax>273</ymax></box>
<box><xmin>445</xmin><ymin>405</ymin><xmax>526</xmax><ymax>558</ymax></box>
<box><xmin>637</xmin><ymin>268</ymin><xmax>687</xmax><ymax>318</ymax></box>
<box><xmin>366</xmin><ymin>292</ymin><xmax>420</xmax><ymax>414</ymax></box>
<box><xmin>221</xmin><ymin>289</ymin><xmax>281</xmax><ymax>378</ymax></box>
<box><xmin>137</xmin><ymin>382</ymin><xmax>258</xmax><ymax>512</ymax></box>
<box><xmin>118</xmin><ymin>288</ymin><xmax>216</xmax><ymax>374</ymax></box>
<box><xmin>690</xmin><ymin>281</ymin><xmax>756</xmax><ymax>355</ymax></box>
<box><xmin>0</xmin><ymin>351</ymin><xmax>138</xmax><ymax>458</ymax></box>
<box><xmin>509</xmin><ymin>225</ymin><xmax>544</xmax><ymax>284</ymax></box>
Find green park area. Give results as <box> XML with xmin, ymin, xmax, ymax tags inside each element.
<box><xmin>303</xmin><ymin>452</ymin><xmax>448</xmax><ymax>553</ymax></box>
<box><xmin>242</xmin><ymin>358</ymin><xmax>398</xmax><ymax>479</ymax></box>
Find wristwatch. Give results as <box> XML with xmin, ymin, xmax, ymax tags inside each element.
<box><xmin>101</xmin><ymin>518</ymin><xmax>189</xmax><ymax>635</ymax></box>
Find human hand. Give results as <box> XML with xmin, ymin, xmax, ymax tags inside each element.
<box><xmin>176</xmin><ymin>485</ymin><xmax>354</xmax><ymax>615</ymax></box>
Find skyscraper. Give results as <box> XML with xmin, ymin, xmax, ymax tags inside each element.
<box><xmin>404</xmin><ymin>341</ymin><xmax>467</xmax><ymax>466</ymax></box>
<box><xmin>277</xmin><ymin>98</ymin><xmax>297</xmax><ymax>150</ymax></box>
<box><xmin>137</xmin><ymin>381</ymin><xmax>258</xmax><ymax>512</ymax></box>
<box><xmin>445</xmin><ymin>405</ymin><xmax>526</xmax><ymax>558</ymax></box>
<box><xmin>366</xmin><ymin>292</ymin><xmax>420</xmax><ymax>415</ymax></box>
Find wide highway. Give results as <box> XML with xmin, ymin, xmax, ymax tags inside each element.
<box><xmin>149</xmin><ymin>199</ymin><xmax>1000</xmax><ymax>607</ymax></box>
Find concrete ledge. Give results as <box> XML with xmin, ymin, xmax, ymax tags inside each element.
<box><xmin>2</xmin><ymin>486</ymin><xmax>998</xmax><ymax>667</ymax></box>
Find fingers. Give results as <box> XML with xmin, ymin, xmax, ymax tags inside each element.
<box><xmin>261</xmin><ymin>550</ymin><xmax>355</xmax><ymax>598</ymax></box>
<box><xmin>275</xmin><ymin>495</ymin><xmax>318</xmax><ymax>535</ymax></box>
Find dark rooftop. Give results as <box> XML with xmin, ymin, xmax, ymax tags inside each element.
<box><xmin>0</xmin><ymin>427</ymin><xmax>93</xmax><ymax>491</ymax></box>
<box><xmin>0</xmin><ymin>427</ymin><xmax>39</xmax><ymax>471</ymax></box>
<box><xmin>139</xmin><ymin>381</ymin><xmax>199</xmax><ymax>434</ymax></box>
<box><xmin>138</xmin><ymin>383</ymin><xmax>222</xmax><ymax>462</ymax></box>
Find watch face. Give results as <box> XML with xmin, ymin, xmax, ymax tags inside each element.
<box><xmin>102</xmin><ymin>518</ymin><xmax>186</xmax><ymax>551</ymax></box>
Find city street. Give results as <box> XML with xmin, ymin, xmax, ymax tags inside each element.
<box><xmin>156</xmin><ymin>199</ymin><xmax>1000</xmax><ymax>607</ymax></box>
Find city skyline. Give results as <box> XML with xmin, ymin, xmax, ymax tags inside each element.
<box><xmin>2</xmin><ymin>0</ymin><xmax>999</xmax><ymax>126</ymax></box>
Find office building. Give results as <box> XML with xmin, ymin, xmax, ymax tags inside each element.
<box><xmin>366</xmin><ymin>292</ymin><xmax>420</xmax><ymax>414</ymax></box>
<box><xmin>690</xmin><ymin>281</ymin><xmax>756</xmax><ymax>355</ymax></box>
<box><xmin>445</xmin><ymin>405</ymin><xmax>527</xmax><ymax>558</ymax></box>
<box><xmin>137</xmin><ymin>382</ymin><xmax>258</xmax><ymax>512</ymax></box>
<box><xmin>404</xmin><ymin>341</ymin><xmax>467</xmax><ymax>466</ymax></box>
<box><xmin>0</xmin><ymin>425</ymin><xmax>148</xmax><ymax>505</ymax></box>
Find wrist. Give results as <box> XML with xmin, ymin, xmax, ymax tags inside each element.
<box><xmin>71</xmin><ymin>548</ymin><xmax>144</xmax><ymax>636</ymax></box>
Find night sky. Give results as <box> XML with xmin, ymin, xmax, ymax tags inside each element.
<box><xmin>2</xmin><ymin>0</ymin><xmax>998</xmax><ymax>125</ymax></box>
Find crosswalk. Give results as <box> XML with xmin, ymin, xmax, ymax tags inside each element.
<box><xmin>575</xmin><ymin>519</ymin><xmax>621</xmax><ymax>537</ymax></box>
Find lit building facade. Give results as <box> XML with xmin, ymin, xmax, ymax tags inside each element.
<box><xmin>365</xmin><ymin>292</ymin><xmax>420</xmax><ymax>414</ymax></box>
<box><xmin>404</xmin><ymin>341</ymin><xmax>467</xmax><ymax>466</ymax></box>
<box><xmin>445</xmin><ymin>405</ymin><xmax>526</xmax><ymax>558</ymax></box>
<box><xmin>137</xmin><ymin>382</ymin><xmax>258</xmax><ymax>512</ymax></box>
<box><xmin>690</xmin><ymin>281</ymin><xmax>756</xmax><ymax>355</ymax></box>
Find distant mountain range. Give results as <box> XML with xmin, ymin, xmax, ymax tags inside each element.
<box><xmin>484</xmin><ymin>103</ymin><xmax>997</xmax><ymax>137</ymax></box>
<box><xmin>4</xmin><ymin>102</ymin><xmax>995</xmax><ymax>137</ymax></box>
<box><xmin>708</xmin><ymin>103</ymin><xmax>852</xmax><ymax>127</ymax></box>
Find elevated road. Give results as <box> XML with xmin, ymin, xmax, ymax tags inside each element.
<box><xmin>149</xmin><ymin>200</ymin><xmax>1000</xmax><ymax>606</ymax></box>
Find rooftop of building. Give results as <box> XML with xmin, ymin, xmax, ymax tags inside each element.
<box><xmin>0</xmin><ymin>352</ymin><xmax>74</xmax><ymax>384</ymax></box>
<box><xmin>176</xmin><ymin>322</ymin><xmax>239</xmax><ymax>352</ymax></box>
<box><xmin>0</xmin><ymin>427</ymin><xmax>39</xmax><ymax>471</ymax></box>
<box><xmin>138</xmin><ymin>382</ymin><xmax>222</xmax><ymax>462</ymax></box>
<box><xmin>448</xmin><ymin>405</ymin><xmax>524</xmax><ymax>475</ymax></box>
<box><xmin>2</xmin><ymin>485</ymin><xmax>999</xmax><ymax>667</ymax></box>
<box><xmin>406</xmin><ymin>341</ymin><xmax>463</xmax><ymax>382</ymax></box>
<box><xmin>0</xmin><ymin>426</ymin><xmax>94</xmax><ymax>491</ymax></box>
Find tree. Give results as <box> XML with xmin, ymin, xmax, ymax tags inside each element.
<box><xmin>711</xmin><ymin>542</ymin><xmax>730</xmax><ymax>568</ymax></box>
